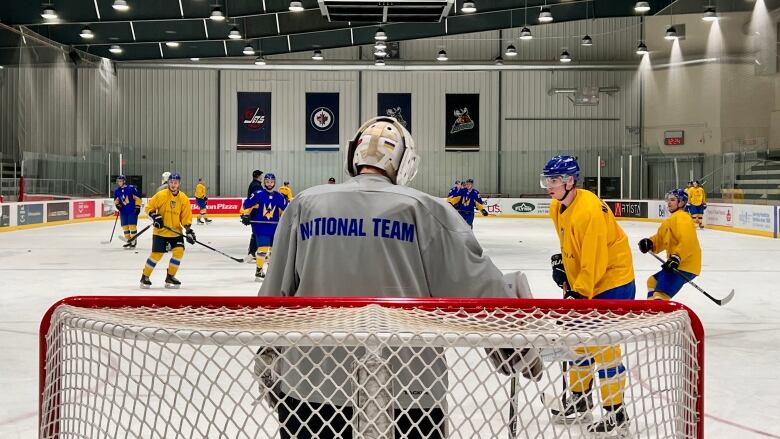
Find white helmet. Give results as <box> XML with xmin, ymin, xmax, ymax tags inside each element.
<box><xmin>161</xmin><ymin>171</ymin><xmax>171</xmax><ymax>184</ymax></box>
<box><xmin>345</xmin><ymin>116</ymin><xmax>418</xmax><ymax>186</ymax></box>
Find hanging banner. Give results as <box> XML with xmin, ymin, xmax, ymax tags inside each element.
<box><xmin>305</xmin><ymin>93</ymin><xmax>340</xmax><ymax>151</ymax></box>
<box><xmin>237</xmin><ymin>92</ymin><xmax>272</xmax><ymax>150</ymax></box>
<box><xmin>445</xmin><ymin>93</ymin><xmax>480</xmax><ymax>151</ymax></box>
<box><xmin>377</xmin><ymin>93</ymin><xmax>412</xmax><ymax>133</ymax></box>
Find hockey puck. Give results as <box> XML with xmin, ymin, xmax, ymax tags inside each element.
<box><xmin>27</xmin><ymin>250</ymin><xmax>31</xmax><ymax>252</ymax></box>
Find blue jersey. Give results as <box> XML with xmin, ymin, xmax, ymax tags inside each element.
<box><xmin>447</xmin><ymin>186</ymin><xmax>462</xmax><ymax>210</ymax></box>
<box><xmin>242</xmin><ymin>189</ymin><xmax>287</xmax><ymax>236</ymax></box>
<box><xmin>113</xmin><ymin>184</ymin><xmax>141</xmax><ymax>214</ymax></box>
<box><xmin>455</xmin><ymin>188</ymin><xmax>485</xmax><ymax>213</ymax></box>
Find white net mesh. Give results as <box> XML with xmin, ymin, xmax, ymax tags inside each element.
<box><xmin>40</xmin><ymin>300</ymin><xmax>701</xmax><ymax>439</ymax></box>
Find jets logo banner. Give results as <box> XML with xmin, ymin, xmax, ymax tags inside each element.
<box><xmin>237</xmin><ymin>92</ymin><xmax>272</xmax><ymax>150</ymax></box>
<box><xmin>445</xmin><ymin>93</ymin><xmax>479</xmax><ymax>151</ymax></box>
<box><xmin>377</xmin><ymin>93</ymin><xmax>412</xmax><ymax>133</ymax></box>
<box><xmin>305</xmin><ymin>93</ymin><xmax>340</xmax><ymax>151</ymax></box>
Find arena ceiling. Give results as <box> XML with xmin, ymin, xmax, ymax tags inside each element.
<box><xmin>0</xmin><ymin>0</ymin><xmax>775</xmax><ymax>62</ymax></box>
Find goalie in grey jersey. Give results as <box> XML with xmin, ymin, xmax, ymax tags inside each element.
<box><xmin>258</xmin><ymin>116</ymin><xmax>541</xmax><ymax>439</ymax></box>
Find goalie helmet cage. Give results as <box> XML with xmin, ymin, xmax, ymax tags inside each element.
<box><xmin>39</xmin><ymin>296</ymin><xmax>704</xmax><ymax>439</ymax></box>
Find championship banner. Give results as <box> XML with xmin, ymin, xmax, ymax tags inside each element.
<box><xmin>237</xmin><ymin>92</ymin><xmax>272</xmax><ymax>150</ymax></box>
<box><xmin>377</xmin><ymin>93</ymin><xmax>412</xmax><ymax>132</ymax></box>
<box><xmin>445</xmin><ymin>94</ymin><xmax>479</xmax><ymax>151</ymax></box>
<box><xmin>305</xmin><ymin>93</ymin><xmax>340</xmax><ymax>151</ymax></box>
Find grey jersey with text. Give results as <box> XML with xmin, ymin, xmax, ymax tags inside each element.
<box><xmin>259</xmin><ymin>174</ymin><xmax>511</xmax><ymax>408</ymax></box>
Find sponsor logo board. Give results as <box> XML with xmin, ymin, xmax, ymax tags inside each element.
<box><xmin>47</xmin><ymin>202</ymin><xmax>70</xmax><ymax>222</ymax></box>
<box><xmin>606</xmin><ymin>201</ymin><xmax>648</xmax><ymax>218</ymax></box>
<box><xmin>73</xmin><ymin>201</ymin><xmax>96</xmax><ymax>219</ymax></box>
<box><xmin>0</xmin><ymin>205</ymin><xmax>9</xmax><ymax>227</ymax></box>
<box><xmin>705</xmin><ymin>204</ymin><xmax>732</xmax><ymax>227</ymax></box>
<box><xmin>18</xmin><ymin>204</ymin><xmax>44</xmax><ymax>225</ymax></box>
<box><xmin>189</xmin><ymin>198</ymin><xmax>243</xmax><ymax>214</ymax></box>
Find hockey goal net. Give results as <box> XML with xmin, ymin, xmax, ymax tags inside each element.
<box><xmin>39</xmin><ymin>296</ymin><xmax>703</xmax><ymax>438</ymax></box>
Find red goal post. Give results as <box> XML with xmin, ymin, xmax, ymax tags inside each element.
<box><xmin>40</xmin><ymin>296</ymin><xmax>704</xmax><ymax>438</ymax></box>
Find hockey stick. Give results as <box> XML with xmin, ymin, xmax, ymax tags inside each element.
<box><xmin>160</xmin><ymin>225</ymin><xmax>244</xmax><ymax>263</ymax></box>
<box><xmin>649</xmin><ymin>252</ymin><xmax>734</xmax><ymax>306</ymax></box>
<box><xmin>509</xmin><ymin>374</ymin><xmax>519</xmax><ymax>438</ymax></box>
<box><xmin>123</xmin><ymin>224</ymin><xmax>151</xmax><ymax>244</ymax></box>
<box><xmin>101</xmin><ymin>213</ymin><xmax>120</xmax><ymax>244</ymax></box>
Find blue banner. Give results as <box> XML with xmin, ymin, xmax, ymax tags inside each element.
<box><xmin>305</xmin><ymin>93</ymin><xmax>340</xmax><ymax>151</ymax></box>
<box><xmin>237</xmin><ymin>92</ymin><xmax>272</xmax><ymax>150</ymax></box>
<box><xmin>377</xmin><ymin>93</ymin><xmax>412</xmax><ymax>133</ymax></box>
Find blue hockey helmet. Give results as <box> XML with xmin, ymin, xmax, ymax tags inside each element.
<box><xmin>540</xmin><ymin>155</ymin><xmax>580</xmax><ymax>188</ymax></box>
<box><xmin>465</xmin><ymin>178</ymin><xmax>474</xmax><ymax>183</ymax></box>
<box><xmin>168</xmin><ymin>172</ymin><xmax>181</xmax><ymax>181</ymax></box>
<box><xmin>666</xmin><ymin>188</ymin><xmax>688</xmax><ymax>204</ymax></box>
<box><xmin>116</xmin><ymin>174</ymin><xmax>126</xmax><ymax>181</ymax></box>
<box><xmin>264</xmin><ymin>173</ymin><xmax>276</xmax><ymax>181</ymax></box>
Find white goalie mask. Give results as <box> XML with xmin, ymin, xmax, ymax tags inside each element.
<box><xmin>345</xmin><ymin>117</ymin><xmax>418</xmax><ymax>186</ymax></box>
<box><xmin>161</xmin><ymin>171</ymin><xmax>171</xmax><ymax>184</ymax></box>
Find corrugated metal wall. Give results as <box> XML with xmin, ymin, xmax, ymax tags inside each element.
<box><xmin>219</xmin><ymin>70</ymin><xmax>359</xmax><ymax>196</ymax></box>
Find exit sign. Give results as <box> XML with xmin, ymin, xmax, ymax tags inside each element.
<box><xmin>664</xmin><ymin>130</ymin><xmax>684</xmax><ymax>146</ymax></box>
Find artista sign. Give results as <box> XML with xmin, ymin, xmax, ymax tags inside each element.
<box><xmin>189</xmin><ymin>198</ymin><xmax>243</xmax><ymax>215</ymax></box>
<box><xmin>47</xmin><ymin>202</ymin><xmax>70</xmax><ymax>222</ymax></box>
<box><xmin>18</xmin><ymin>204</ymin><xmax>44</xmax><ymax>225</ymax></box>
<box><xmin>607</xmin><ymin>201</ymin><xmax>648</xmax><ymax>218</ymax></box>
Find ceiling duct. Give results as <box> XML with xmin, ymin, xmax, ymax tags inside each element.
<box><xmin>317</xmin><ymin>0</ymin><xmax>454</xmax><ymax>23</ymax></box>
<box><xmin>548</xmin><ymin>86</ymin><xmax>620</xmax><ymax>106</ymax></box>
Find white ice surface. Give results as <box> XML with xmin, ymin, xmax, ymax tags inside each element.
<box><xmin>0</xmin><ymin>217</ymin><xmax>778</xmax><ymax>438</ymax></box>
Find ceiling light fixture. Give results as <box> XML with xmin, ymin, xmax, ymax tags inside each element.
<box><xmin>374</xmin><ymin>41</ymin><xmax>387</xmax><ymax>50</ymax></box>
<box><xmin>538</xmin><ymin>6</ymin><xmax>553</xmax><ymax>23</ymax></box>
<box><xmin>494</xmin><ymin>56</ymin><xmax>504</xmax><ymax>66</ymax></box>
<box><xmin>210</xmin><ymin>7</ymin><xmax>226</xmax><ymax>21</ymax></box>
<box><xmin>166</xmin><ymin>41</ymin><xmax>180</xmax><ymax>48</ymax></box>
<box><xmin>312</xmin><ymin>49</ymin><xmax>323</xmax><ymax>60</ymax></box>
<box><xmin>243</xmin><ymin>44</ymin><xmax>255</xmax><ymax>55</ymax></box>
<box><xmin>41</xmin><ymin>6</ymin><xmax>58</xmax><ymax>20</ymax></box>
<box><xmin>289</xmin><ymin>1</ymin><xmax>304</xmax><ymax>12</ymax></box>
<box><xmin>375</xmin><ymin>57</ymin><xmax>386</xmax><ymax>66</ymax></box>
<box><xmin>374</xmin><ymin>48</ymin><xmax>387</xmax><ymax>57</ymax></box>
<box><xmin>437</xmin><ymin>49</ymin><xmax>448</xmax><ymax>61</ymax></box>
<box><xmin>520</xmin><ymin>27</ymin><xmax>533</xmax><ymax>40</ymax></box>
<box><xmin>559</xmin><ymin>49</ymin><xmax>571</xmax><ymax>63</ymax></box>
<box><xmin>374</xmin><ymin>28</ymin><xmax>387</xmax><ymax>41</ymax></box>
<box><xmin>462</xmin><ymin>1</ymin><xmax>476</xmax><ymax>13</ymax></box>
<box><xmin>109</xmin><ymin>45</ymin><xmax>123</xmax><ymax>54</ymax></box>
<box><xmin>581</xmin><ymin>34</ymin><xmax>593</xmax><ymax>46</ymax></box>
<box><xmin>190</xmin><ymin>57</ymin><xmax>200</xmax><ymax>61</ymax></box>
<box><xmin>228</xmin><ymin>26</ymin><xmax>241</xmax><ymax>39</ymax></box>
<box><xmin>505</xmin><ymin>44</ymin><xmax>518</xmax><ymax>57</ymax></box>
<box><xmin>255</xmin><ymin>55</ymin><xmax>266</xmax><ymax>65</ymax></box>
<box><xmin>80</xmin><ymin>26</ymin><xmax>95</xmax><ymax>39</ymax></box>
<box><xmin>634</xmin><ymin>2</ymin><xmax>650</xmax><ymax>13</ymax></box>
<box><xmin>702</xmin><ymin>6</ymin><xmax>718</xmax><ymax>22</ymax></box>
<box><xmin>112</xmin><ymin>0</ymin><xmax>130</xmax><ymax>12</ymax></box>
<box><xmin>636</xmin><ymin>41</ymin><xmax>648</xmax><ymax>55</ymax></box>
<box><xmin>665</xmin><ymin>26</ymin><xmax>678</xmax><ymax>40</ymax></box>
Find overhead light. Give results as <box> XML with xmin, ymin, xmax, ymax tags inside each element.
<box><xmin>519</xmin><ymin>27</ymin><xmax>533</xmax><ymax>40</ymax></box>
<box><xmin>538</xmin><ymin>7</ymin><xmax>553</xmax><ymax>23</ymax></box>
<box><xmin>109</xmin><ymin>45</ymin><xmax>123</xmax><ymax>54</ymax></box>
<box><xmin>166</xmin><ymin>41</ymin><xmax>180</xmax><ymax>48</ymax></box>
<box><xmin>374</xmin><ymin>48</ymin><xmax>387</xmax><ymax>57</ymax></box>
<box><xmin>190</xmin><ymin>57</ymin><xmax>200</xmax><ymax>61</ymax></box>
<box><xmin>255</xmin><ymin>56</ymin><xmax>266</xmax><ymax>65</ymax></box>
<box><xmin>312</xmin><ymin>49</ymin><xmax>323</xmax><ymax>60</ymax></box>
<box><xmin>494</xmin><ymin>56</ymin><xmax>503</xmax><ymax>66</ymax></box>
<box><xmin>41</xmin><ymin>6</ymin><xmax>58</xmax><ymax>20</ymax></box>
<box><xmin>375</xmin><ymin>57</ymin><xmax>386</xmax><ymax>66</ymax></box>
<box><xmin>504</xmin><ymin>44</ymin><xmax>517</xmax><ymax>57</ymax></box>
<box><xmin>665</xmin><ymin>26</ymin><xmax>679</xmax><ymax>40</ymax></box>
<box><xmin>702</xmin><ymin>7</ymin><xmax>719</xmax><ymax>22</ymax></box>
<box><xmin>374</xmin><ymin>28</ymin><xmax>387</xmax><ymax>41</ymax></box>
<box><xmin>462</xmin><ymin>1</ymin><xmax>476</xmax><ymax>13</ymax></box>
<box><xmin>374</xmin><ymin>40</ymin><xmax>387</xmax><ymax>50</ymax></box>
<box><xmin>636</xmin><ymin>41</ymin><xmax>648</xmax><ymax>55</ymax></box>
<box><xmin>581</xmin><ymin>34</ymin><xmax>593</xmax><ymax>46</ymax></box>
<box><xmin>80</xmin><ymin>26</ymin><xmax>95</xmax><ymax>39</ymax></box>
<box><xmin>634</xmin><ymin>2</ymin><xmax>650</xmax><ymax>13</ymax></box>
<box><xmin>210</xmin><ymin>7</ymin><xmax>226</xmax><ymax>21</ymax></box>
<box><xmin>436</xmin><ymin>49</ymin><xmax>448</xmax><ymax>61</ymax></box>
<box><xmin>289</xmin><ymin>1</ymin><xmax>304</xmax><ymax>12</ymax></box>
<box><xmin>559</xmin><ymin>49</ymin><xmax>571</xmax><ymax>63</ymax></box>
<box><xmin>243</xmin><ymin>44</ymin><xmax>255</xmax><ymax>55</ymax></box>
<box><xmin>112</xmin><ymin>0</ymin><xmax>130</xmax><ymax>12</ymax></box>
<box><xmin>228</xmin><ymin>26</ymin><xmax>241</xmax><ymax>39</ymax></box>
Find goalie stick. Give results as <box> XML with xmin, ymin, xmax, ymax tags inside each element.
<box><xmin>649</xmin><ymin>252</ymin><xmax>734</xmax><ymax>306</ymax></box>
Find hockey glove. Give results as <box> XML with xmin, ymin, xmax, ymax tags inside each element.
<box><xmin>638</xmin><ymin>238</ymin><xmax>654</xmax><ymax>254</ymax></box>
<box><xmin>551</xmin><ymin>253</ymin><xmax>568</xmax><ymax>289</ymax></box>
<box><xmin>481</xmin><ymin>209</ymin><xmax>489</xmax><ymax>217</ymax></box>
<box><xmin>240</xmin><ymin>214</ymin><xmax>251</xmax><ymax>226</ymax></box>
<box><xmin>702</xmin><ymin>203</ymin><xmax>707</xmax><ymax>210</ymax></box>
<box><xmin>486</xmin><ymin>348</ymin><xmax>543</xmax><ymax>382</ymax></box>
<box><xmin>185</xmin><ymin>227</ymin><xmax>196</xmax><ymax>245</ymax></box>
<box><xmin>254</xmin><ymin>347</ymin><xmax>282</xmax><ymax>407</ymax></box>
<box><xmin>204</xmin><ymin>196</ymin><xmax>208</xmax><ymax>202</ymax></box>
<box><xmin>134</xmin><ymin>205</ymin><xmax>141</xmax><ymax>217</ymax></box>
<box><xmin>150</xmin><ymin>212</ymin><xmax>163</xmax><ymax>228</ymax></box>
<box><xmin>563</xmin><ymin>289</ymin><xmax>586</xmax><ymax>300</ymax></box>
<box><xmin>662</xmin><ymin>255</ymin><xmax>681</xmax><ymax>272</ymax></box>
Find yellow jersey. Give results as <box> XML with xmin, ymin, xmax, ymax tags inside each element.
<box><xmin>195</xmin><ymin>183</ymin><xmax>206</xmax><ymax>199</ymax></box>
<box><xmin>278</xmin><ymin>185</ymin><xmax>293</xmax><ymax>201</ymax></box>
<box><xmin>145</xmin><ymin>189</ymin><xmax>193</xmax><ymax>238</ymax></box>
<box><xmin>550</xmin><ymin>190</ymin><xmax>635</xmax><ymax>299</ymax></box>
<box><xmin>688</xmin><ymin>187</ymin><xmax>706</xmax><ymax>206</ymax></box>
<box><xmin>649</xmin><ymin>209</ymin><xmax>702</xmax><ymax>275</ymax></box>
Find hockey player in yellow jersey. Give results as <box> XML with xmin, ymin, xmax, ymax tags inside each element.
<box><xmin>194</xmin><ymin>178</ymin><xmax>212</xmax><ymax>225</ymax></box>
<box><xmin>687</xmin><ymin>180</ymin><xmax>707</xmax><ymax>229</ymax></box>
<box><xmin>140</xmin><ymin>173</ymin><xmax>195</xmax><ymax>289</ymax></box>
<box><xmin>278</xmin><ymin>181</ymin><xmax>293</xmax><ymax>202</ymax></box>
<box><xmin>638</xmin><ymin>188</ymin><xmax>702</xmax><ymax>300</ymax></box>
<box><xmin>541</xmin><ymin>155</ymin><xmax>635</xmax><ymax>436</ymax></box>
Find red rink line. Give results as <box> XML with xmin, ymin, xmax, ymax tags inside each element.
<box><xmin>704</xmin><ymin>414</ymin><xmax>780</xmax><ymax>438</ymax></box>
